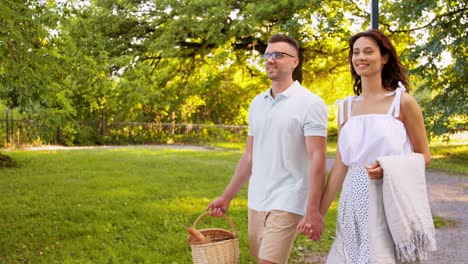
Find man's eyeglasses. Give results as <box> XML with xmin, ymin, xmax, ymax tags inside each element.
<box><xmin>262</xmin><ymin>52</ymin><xmax>296</xmax><ymax>60</ymax></box>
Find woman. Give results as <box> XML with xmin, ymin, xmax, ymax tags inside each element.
<box><xmin>319</xmin><ymin>30</ymin><xmax>431</xmax><ymax>263</ymax></box>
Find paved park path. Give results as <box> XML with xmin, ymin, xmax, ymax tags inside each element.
<box><xmin>422</xmin><ymin>171</ymin><xmax>468</xmax><ymax>264</ymax></box>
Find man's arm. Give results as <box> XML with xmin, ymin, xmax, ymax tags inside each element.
<box><xmin>297</xmin><ymin>135</ymin><xmax>327</xmax><ymax>241</ymax></box>
<box><xmin>206</xmin><ymin>136</ymin><xmax>253</xmax><ymax>217</ymax></box>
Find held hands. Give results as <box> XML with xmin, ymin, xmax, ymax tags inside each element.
<box><xmin>297</xmin><ymin>212</ymin><xmax>324</xmax><ymax>241</ymax></box>
<box><xmin>365</xmin><ymin>161</ymin><xmax>384</xmax><ymax>179</ymax></box>
<box><xmin>205</xmin><ymin>196</ymin><xmax>230</xmax><ymax>217</ymax></box>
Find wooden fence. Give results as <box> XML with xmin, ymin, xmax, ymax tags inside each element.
<box><xmin>0</xmin><ymin>119</ymin><xmax>248</xmax><ymax>147</ymax></box>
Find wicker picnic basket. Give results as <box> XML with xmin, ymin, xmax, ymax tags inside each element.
<box><xmin>187</xmin><ymin>212</ymin><xmax>239</xmax><ymax>264</ymax></box>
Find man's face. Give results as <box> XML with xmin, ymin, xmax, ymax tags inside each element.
<box><xmin>264</xmin><ymin>42</ymin><xmax>299</xmax><ymax>81</ymax></box>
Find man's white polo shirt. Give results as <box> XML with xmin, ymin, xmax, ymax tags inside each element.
<box><xmin>247</xmin><ymin>81</ymin><xmax>328</xmax><ymax>215</ymax></box>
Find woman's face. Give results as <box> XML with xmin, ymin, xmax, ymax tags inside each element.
<box><xmin>352</xmin><ymin>36</ymin><xmax>388</xmax><ymax>78</ymax></box>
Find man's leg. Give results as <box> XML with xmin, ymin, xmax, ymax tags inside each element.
<box><xmin>248</xmin><ymin>209</ymin><xmax>302</xmax><ymax>264</ymax></box>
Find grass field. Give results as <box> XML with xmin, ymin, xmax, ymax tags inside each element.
<box><xmin>0</xmin><ymin>147</ymin><xmax>338</xmax><ymax>263</ymax></box>
<box><xmin>428</xmin><ymin>139</ymin><xmax>467</xmax><ymax>175</ymax></box>
<box><xmin>0</xmin><ymin>139</ymin><xmax>466</xmax><ymax>263</ymax></box>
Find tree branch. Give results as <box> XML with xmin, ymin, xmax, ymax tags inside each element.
<box><xmin>383</xmin><ymin>7</ymin><xmax>468</xmax><ymax>33</ymax></box>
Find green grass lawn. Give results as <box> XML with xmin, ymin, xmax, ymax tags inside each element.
<box><xmin>428</xmin><ymin>139</ymin><xmax>467</xmax><ymax>175</ymax></box>
<box><xmin>0</xmin><ymin>147</ymin><xmax>337</xmax><ymax>263</ymax></box>
<box><xmin>0</xmin><ymin>138</ymin><xmax>465</xmax><ymax>263</ymax></box>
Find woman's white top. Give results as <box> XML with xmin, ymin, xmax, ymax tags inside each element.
<box><xmin>337</xmin><ymin>86</ymin><xmax>413</xmax><ymax>166</ymax></box>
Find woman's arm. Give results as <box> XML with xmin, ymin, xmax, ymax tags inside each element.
<box><xmin>400</xmin><ymin>93</ymin><xmax>431</xmax><ymax>165</ymax></box>
<box><xmin>319</xmin><ymin>147</ymin><xmax>348</xmax><ymax>216</ymax></box>
<box><xmin>319</xmin><ymin>106</ymin><xmax>349</xmax><ymax>217</ymax></box>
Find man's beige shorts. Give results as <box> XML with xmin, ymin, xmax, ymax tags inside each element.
<box><xmin>248</xmin><ymin>208</ymin><xmax>302</xmax><ymax>264</ymax></box>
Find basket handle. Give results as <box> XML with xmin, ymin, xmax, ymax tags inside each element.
<box><xmin>192</xmin><ymin>211</ymin><xmax>238</xmax><ymax>238</ymax></box>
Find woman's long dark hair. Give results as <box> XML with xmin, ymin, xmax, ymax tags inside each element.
<box><xmin>349</xmin><ymin>30</ymin><xmax>409</xmax><ymax>95</ymax></box>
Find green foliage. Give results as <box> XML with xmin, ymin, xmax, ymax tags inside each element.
<box><xmin>0</xmin><ymin>0</ymin><xmax>79</xmax><ymax>145</ymax></box>
<box><xmin>433</xmin><ymin>215</ymin><xmax>456</xmax><ymax>229</ymax></box>
<box><xmin>381</xmin><ymin>0</ymin><xmax>467</xmax><ymax>136</ymax></box>
<box><xmin>102</xmin><ymin>123</ymin><xmax>247</xmax><ymax>145</ymax></box>
<box><xmin>0</xmin><ymin>0</ymin><xmax>466</xmax><ymax>145</ymax></box>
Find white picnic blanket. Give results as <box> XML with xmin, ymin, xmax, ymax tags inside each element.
<box><xmin>369</xmin><ymin>153</ymin><xmax>437</xmax><ymax>263</ymax></box>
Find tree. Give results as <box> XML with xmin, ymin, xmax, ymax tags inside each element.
<box><xmin>1</xmin><ymin>0</ymin><xmax>465</xmax><ymax>148</ymax></box>
<box><xmin>0</xmin><ymin>0</ymin><xmax>59</xmax><ymax>161</ymax></box>
<box><xmin>0</xmin><ymin>0</ymin><xmax>80</xmax><ymax>145</ymax></box>
<box><xmin>0</xmin><ymin>0</ymin><xmax>62</xmax><ymax>111</ymax></box>
<box><xmin>72</xmin><ymin>0</ymin><xmax>357</xmax><ymax>126</ymax></box>
<box><xmin>380</xmin><ymin>0</ymin><xmax>467</xmax><ymax>137</ymax></box>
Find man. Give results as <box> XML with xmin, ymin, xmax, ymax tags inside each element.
<box><xmin>206</xmin><ymin>33</ymin><xmax>328</xmax><ymax>264</ymax></box>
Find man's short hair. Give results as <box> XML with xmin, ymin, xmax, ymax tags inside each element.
<box><xmin>268</xmin><ymin>33</ymin><xmax>300</xmax><ymax>56</ymax></box>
